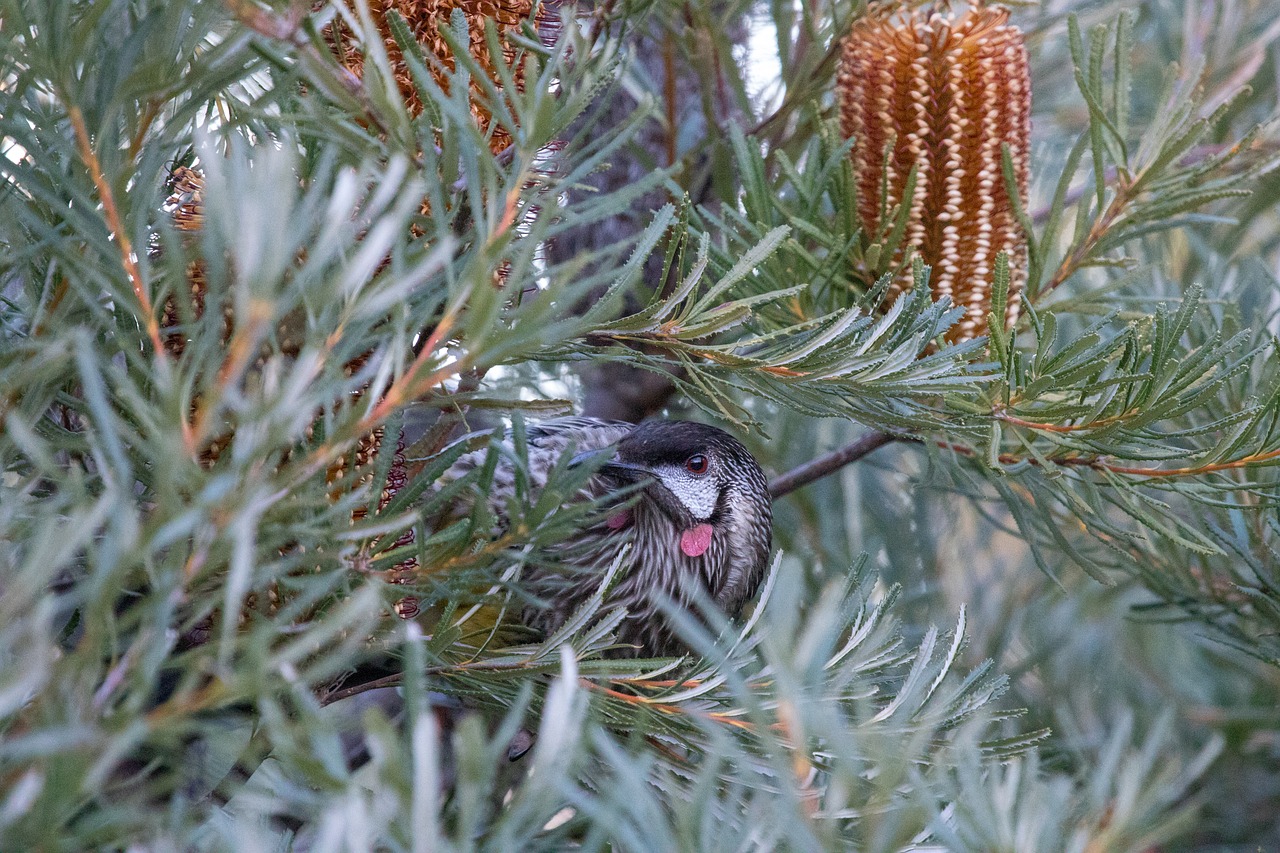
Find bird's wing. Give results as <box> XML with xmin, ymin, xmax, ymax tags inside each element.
<box><xmin>524</xmin><ymin>416</ymin><xmax>632</xmax><ymax>441</ymax></box>
<box><xmin>523</xmin><ymin>417</ymin><xmax>634</xmax><ymax>455</ymax></box>
<box><xmin>434</xmin><ymin>416</ymin><xmax>631</xmax><ymax>459</ymax></box>
<box><xmin>437</xmin><ymin>416</ymin><xmax>634</xmax><ymax>502</ymax></box>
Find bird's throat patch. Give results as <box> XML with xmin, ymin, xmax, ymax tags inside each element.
<box><xmin>680</xmin><ymin>523</ymin><xmax>714</xmax><ymax>557</ymax></box>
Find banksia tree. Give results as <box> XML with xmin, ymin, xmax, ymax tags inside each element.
<box><xmin>4</xmin><ymin>0</ymin><xmax>1280</xmax><ymax>850</ymax></box>
<box><xmin>838</xmin><ymin>3</ymin><xmax>1031</xmax><ymax>341</ymax></box>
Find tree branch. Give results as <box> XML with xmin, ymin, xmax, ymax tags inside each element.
<box><xmin>769</xmin><ymin>430</ymin><xmax>896</xmax><ymax>499</ymax></box>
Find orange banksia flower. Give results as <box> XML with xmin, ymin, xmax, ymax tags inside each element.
<box><xmin>838</xmin><ymin>3</ymin><xmax>1031</xmax><ymax>342</ymax></box>
<box><xmin>330</xmin><ymin>0</ymin><xmax>548</xmax><ymax>153</ymax></box>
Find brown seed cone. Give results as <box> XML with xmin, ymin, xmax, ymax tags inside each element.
<box><xmin>327</xmin><ymin>0</ymin><xmax>542</xmax><ymax>153</ymax></box>
<box><xmin>161</xmin><ymin>167</ymin><xmax>217</xmax><ymax>359</ymax></box>
<box><xmin>838</xmin><ymin>4</ymin><xmax>1031</xmax><ymax>342</ymax></box>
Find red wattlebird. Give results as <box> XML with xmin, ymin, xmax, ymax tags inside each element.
<box><xmin>442</xmin><ymin>417</ymin><xmax>773</xmax><ymax>656</ymax></box>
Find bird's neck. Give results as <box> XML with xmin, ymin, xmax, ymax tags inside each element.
<box><xmin>628</xmin><ymin>503</ymin><xmax>728</xmax><ymax>600</ymax></box>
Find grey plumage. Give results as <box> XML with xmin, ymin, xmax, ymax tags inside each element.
<box><xmin>443</xmin><ymin>417</ymin><xmax>773</xmax><ymax>656</ymax></box>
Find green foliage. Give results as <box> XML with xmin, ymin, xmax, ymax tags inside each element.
<box><xmin>1032</xmin><ymin>12</ymin><xmax>1278</xmax><ymax>303</ymax></box>
<box><xmin>3</xmin><ymin>0</ymin><xmax>1280</xmax><ymax>849</ymax></box>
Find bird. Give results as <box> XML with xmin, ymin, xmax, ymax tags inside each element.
<box><xmin>440</xmin><ymin>417</ymin><xmax>773</xmax><ymax>657</ymax></box>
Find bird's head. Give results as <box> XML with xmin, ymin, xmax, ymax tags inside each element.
<box><xmin>576</xmin><ymin>421</ymin><xmax>772</xmax><ymax>560</ymax></box>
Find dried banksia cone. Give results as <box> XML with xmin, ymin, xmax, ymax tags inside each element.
<box><xmin>838</xmin><ymin>4</ymin><xmax>1031</xmax><ymax>342</ymax></box>
<box><xmin>167</xmin><ymin>165</ymin><xmax>205</xmax><ymax>233</ymax></box>
<box><xmin>330</xmin><ymin>0</ymin><xmax>547</xmax><ymax>153</ymax></box>
<box><xmin>161</xmin><ymin>166</ymin><xmax>213</xmax><ymax>360</ymax></box>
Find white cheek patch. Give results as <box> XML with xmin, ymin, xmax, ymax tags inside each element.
<box><xmin>655</xmin><ymin>466</ymin><xmax>718</xmax><ymax>520</ymax></box>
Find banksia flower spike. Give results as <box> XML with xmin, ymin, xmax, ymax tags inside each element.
<box><xmin>331</xmin><ymin>0</ymin><xmax>549</xmax><ymax>153</ymax></box>
<box><xmin>838</xmin><ymin>3</ymin><xmax>1031</xmax><ymax>342</ymax></box>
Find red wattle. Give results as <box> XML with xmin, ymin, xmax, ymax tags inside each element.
<box><xmin>680</xmin><ymin>523</ymin><xmax>713</xmax><ymax>557</ymax></box>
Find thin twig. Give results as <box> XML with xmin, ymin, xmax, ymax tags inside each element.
<box><xmin>363</xmin><ymin>307</ymin><xmax>466</xmax><ymax>428</ymax></box>
<box><xmin>320</xmin><ymin>672</ymin><xmax>403</xmax><ymax>706</ymax></box>
<box><xmin>582</xmin><ymin>680</ymin><xmax>757</xmax><ymax>732</ymax></box>
<box><xmin>769</xmin><ymin>430</ymin><xmax>896</xmax><ymax>499</ymax></box>
<box><xmin>185</xmin><ymin>297</ymin><xmax>274</xmax><ymax>453</ymax></box>
<box><xmin>223</xmin><ymin>0</ymin><xmax>307</xmax><ymax>39</ymax></box>
<box><xmin>1028</xmin><ymin>142</ymin><xmax>1272</xmax><ymax>227</ymax></box>
<box><xmin>1040</xmin><ymin>180</ymin><xmax>1132</xmax><ymax>296</ymax></box>
<box><xmin>1035</xmin><ymin>141</ymin><xmax>1272</xmax><ymax>297</ymax></box>
<box><xmin>935</xmin><ymin>439</ymin><xmax>1280</xmax><ymax>479</ymax></box>
<box><xmin>1030</xmin><ymin>163</ymin><xmax>1116</xmax><ymax>227</ymax></box>
<box><xmin>31</xmin><ymin>276</ymin><xmax>71</xmax><ymax>338</ymax></box>
<box><xmin>128</xmin><ymin>98</ymin><xmax>162</xmax><ymax>163</ymax></box>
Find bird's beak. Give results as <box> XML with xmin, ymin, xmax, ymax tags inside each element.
<box><xmin>569</xmin><ymin>448</ymin><xmax>652</xmax><ymax>482</ymax></box>
<box><xmin>570</xmin><ymin>447</ymin><xmax>692</xmax><ymax>525</ymax></box>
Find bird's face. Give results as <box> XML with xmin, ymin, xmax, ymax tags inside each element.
<box><xmin>593</xmin><ymin>421</ymin><xmax>765</xmax><ymax>531</ymax></box>
<box><xmin>593</xmin><ymin>427</ymin><xmax>713</xmax><ymax>526</ymax></box>
<box><xmin>639</xmin><ymin>455</ymin><xmax>720</xmax><ymax>522</ymax></box>
<box><xmin>566</xmin><ymin>418</ymin><xmax>773</xmax><ymax>643</ymax></box>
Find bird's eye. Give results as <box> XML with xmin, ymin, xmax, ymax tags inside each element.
<box><xmin>685</xmin><ymin>454</ymin><xmax>709</xmax><ymax>475</ymax></box>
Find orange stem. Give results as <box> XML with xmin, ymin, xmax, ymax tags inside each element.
<box><xmin>1041</xmin><ymin>174</ymin><xmax>1134</xmax><ymax>296</ymax></box>
<box><xmin>583</xmin><ymin>680</ymin><xmax>757</xmax><ymax>732</ymax></box>
<box><xmin>1098</xmin><ymin>446</ymin><xmax>1280</xmax><ymax>477</ymax></box>
<box><xmin>996</xmin><ymin>409</ymin><xmax>1136</xmax><ymax>433</ymax></box>
<box><xmin>67</xmin><ymin>102</ymin><xmax>165</xmax><ymax>356</ymax></box>
<box><xmin>938</xmin><ymin>439</ymin><xmax>1280</xmax><ymax>479</ymax></box>
<box><xmin>363</xmin><ymin>309</ymin><xmax>462</xmax><ymax>427</ymax></box>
